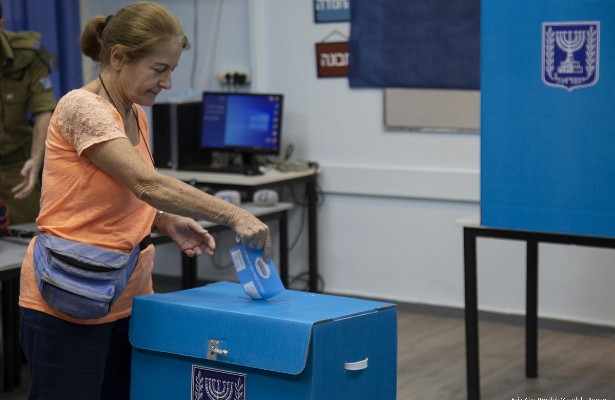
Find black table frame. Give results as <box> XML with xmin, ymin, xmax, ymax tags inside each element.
<box><xmin>1</xmin><ymin>265</ymin><xmax>21</xmax><ymax>391</ymax></box>
<box><xmin>171</xmin><ymin>170</ymin><xmax>320</xmax><ymax>291</ymax></box>
<box><xmin>463</xmin><ymin>224</ymin><xmax>615</xmax><ymax>400</ymax></box>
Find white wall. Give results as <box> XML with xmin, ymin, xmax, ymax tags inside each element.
<box><xmin>79</xmin><ymin>0</ymin><xmax>615</xmax><ymax>327</ymax></box>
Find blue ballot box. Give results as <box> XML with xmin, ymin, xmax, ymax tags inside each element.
<box><xmin>481</xmin><ymin>0</ymin><xmax>615</xmax><ymax>237</ymax></box>
<box><xmin>129</xmin><ymin>282</ymin><xmax>397</xmax><ymax>400</ymax></box>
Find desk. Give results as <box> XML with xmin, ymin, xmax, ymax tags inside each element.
<box><xmin>0</xmin><ymin>239</ymin><xmax>28</xmax><ymax>391</ymax></box>
<box><xmin>459</xmin><ymin>215</ymin><xmax>615</xmax><ymax>400</ymax></box>
<box><xmin>152</xmin><ymin>202</ymin><xmax>294</xmax><ymax>289</ymax></box>
<box><xmin>160</xmin><ymin>167</ymin><xmax>320</xmax><ymax>291</ymax></box>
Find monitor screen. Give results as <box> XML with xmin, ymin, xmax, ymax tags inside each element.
<box><xmin>200</xmin><ymin>92</ymin><xmax>283</xmax><ymax>156</ymax></box>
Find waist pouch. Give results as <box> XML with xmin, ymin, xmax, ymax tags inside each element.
<box><xmin>33</xmin><ymin>233</ymin><xmax>146</xmax><ymax>319</ymax></box>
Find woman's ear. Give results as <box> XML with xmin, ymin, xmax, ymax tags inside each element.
<box><xmin>109</xmin><ymin>46</ymin><xmax>126</xmax><ymax>70</ymax></box>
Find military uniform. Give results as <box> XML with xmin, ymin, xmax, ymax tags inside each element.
<box><xmin>0</xmin><ymin>30</ymin><xmax>56</xmax><ymax>225</ymax></box>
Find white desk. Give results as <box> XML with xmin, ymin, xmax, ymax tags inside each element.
<box><xmin>161</xmin><ymin>167</ymin><xmax>317</xmax><ymax>187</ymax></box>
<box><xmin>0</xmin><ymin>238</ymin><xmax>28</xmax><ymax>265</ymax></box>
<box><xmin>160</xmin><ymin>167</ymin><xmax>321</xmax><ymax>291</ymax></box>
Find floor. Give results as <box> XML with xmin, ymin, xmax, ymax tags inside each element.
<box><xmin>3</xmin><ymin>278</ymin><xmax>615</xmax><ymax>399</ymax></box>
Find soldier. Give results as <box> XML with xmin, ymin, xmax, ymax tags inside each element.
<box><xmin>0</xmin><ymin>4</ymin><xmax>56</xmax><ymax>227</ymax></box>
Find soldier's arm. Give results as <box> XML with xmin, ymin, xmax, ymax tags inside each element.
<box><xmin>11</xmin><ymin>110</ymin><xmax>51</xmax><ymax>199</ymax></box>
<box><xmin>30</xmin><ymin>110</ymin><xmax>52</xmax><ymax>168</ymax></box>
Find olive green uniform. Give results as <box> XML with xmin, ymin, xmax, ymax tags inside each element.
<box><xmin>0</xmin><ymin>30</ymin><xmax>56</xmax><ymax>224</ymax></box>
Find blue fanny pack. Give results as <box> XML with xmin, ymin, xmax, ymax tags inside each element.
<box><xmin>33</xmin><ymin>233</ymin><xmax>149</xmax><ymax>319</ymax></box>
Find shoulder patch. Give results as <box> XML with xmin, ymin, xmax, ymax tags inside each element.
<box><xmin>39</xmin><ymin>76</ymin><xmax>53</xmax><ymax>90</ymax></box>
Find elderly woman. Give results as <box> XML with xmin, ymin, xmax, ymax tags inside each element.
<box><xmin>18</xmin><ymin>2</ymin><xmax>271</xmax><ymax>399</ymax></box>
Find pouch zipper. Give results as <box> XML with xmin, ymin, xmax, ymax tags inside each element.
<box><xmin>47</xmin><ymin>249</ymin><xmax>116</xmax><ymax>272</ymax></box>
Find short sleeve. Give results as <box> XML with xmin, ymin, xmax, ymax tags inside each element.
<box><xmin>55</xmin><ymin>90</ymin><xmax>126</xmax><ymax>156</ymax></box>
<box><xmin>26</xmin><ymin>56</ymin><xmax>56</xmax><ymax>115</ymax></box>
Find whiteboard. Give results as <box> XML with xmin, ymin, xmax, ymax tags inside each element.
<box><xmin>384</xmin><ymin>88</ymin><xmax>480</xmax><ymax>132</ymax></box>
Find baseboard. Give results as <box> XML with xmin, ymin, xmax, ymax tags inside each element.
<box><xmin>394</xmin><ymin>301</ymin><xmax>615</xmax><ymax>339</ymax></box>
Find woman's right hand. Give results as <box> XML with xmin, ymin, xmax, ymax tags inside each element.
<box><xmin>233</xmin><ymin>211</ymin><xmax>272</xmax><ymax>260</ymax></box>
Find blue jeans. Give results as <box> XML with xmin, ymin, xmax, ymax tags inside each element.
<box><xmin>19</xmin><ymin>308</ymin><xmax>132</xmax><ymax>400</ymax></box>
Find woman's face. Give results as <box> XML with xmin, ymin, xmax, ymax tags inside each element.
<box><xmin>119</xmin><ymin>38</ymin><xmax>184</xmax><ymax>107</ymax></box>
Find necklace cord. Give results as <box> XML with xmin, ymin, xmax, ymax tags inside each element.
<box><xmin>98</xmin><ymin>74</ymin><xmax>156</xmax><ymax>167</ymax></box>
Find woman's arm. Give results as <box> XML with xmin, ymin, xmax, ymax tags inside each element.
<box><xmin>84</xmin><ymin>136</ymin><xmax>271</xmax><ymax>256</ymax></box>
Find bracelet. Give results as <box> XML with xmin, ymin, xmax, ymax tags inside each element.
<box><xmin>153</xmin><ymin>210</ymin><xmax>164</xmax><ymax>232</ymax></box>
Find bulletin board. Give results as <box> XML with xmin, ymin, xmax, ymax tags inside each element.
<box><xmin>384</xmin><ymin>88</ymin><xmax>480</xmax><ymax>132</ymax></box>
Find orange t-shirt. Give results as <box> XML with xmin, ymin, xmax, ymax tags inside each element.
<box><xmin>19</xmin><ymin>89</ymin><xmax>156</xmax><ymax>325</ymax></box>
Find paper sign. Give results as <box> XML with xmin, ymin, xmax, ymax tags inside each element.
<box><xmin>229</xmin><ymin>244</ymin><xmax>285</xmax><ymax>299</ymax></box>
<box><xmin>315</xmin><ymin>42</ymin><xmax>349</xmax><ymax>78</ymax></box>
<box><xmin>314</xmin><ymin>0</ymin><xmax>351</xmax><ymax>23</ymax></box>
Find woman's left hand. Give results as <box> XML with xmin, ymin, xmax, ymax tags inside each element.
<box><xmin>158</xmin><ymin>213</ymin><xmax>216</xmax><ymax>257</ymax></box>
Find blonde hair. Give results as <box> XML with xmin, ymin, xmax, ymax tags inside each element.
<box><xmin>80</xmin><ymin>1</ymin><xmax>190</xmax><ymax>65</ymax></box>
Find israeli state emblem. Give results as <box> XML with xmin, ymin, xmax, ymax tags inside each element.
<box><xmin>192</xmin><ymin>365</ymin><xmax>246</xmax><ymax>400</ymax></box>
<box><xmin>542</xmin><ymin>21</ymin><xmax>600</xmax><ymax>91</ymax></box>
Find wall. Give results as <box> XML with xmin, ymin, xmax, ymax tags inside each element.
<box><xmin>78</xmin><ymin>0</ymin><xmax>615</xmax><ymax>327</ymax></box>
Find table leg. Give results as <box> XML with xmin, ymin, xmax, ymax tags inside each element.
<box><xmin>279</xmin><ymin>211</ymin><xmax>289</xmax><ymax>287</ymax></box>
<box><xmin>526</xmin><ymin>239</ymin><xmax>538</xmax><ymax>378</ymax></box>
<box><xmin>463</xmin><ymin>228</ymin><xmax>480</xmax><ymax>400</ymax></box>
<box><xmin>11</xmin><ymin>279</ymin><xmax>21</xmax><ymax>388</ymax></box>
<box><xmin>2</xmin><ymin>278</ymin><xmax>21</xmax><ymax>392</ymax></box>
<box><xmin>181</xmin><ymin>254</ymin><xmax>198</xmax><ymax>289</ymax></box>
<box><xmin>306</xmin><ymin>174</ymin><xmax>319</xmax><ymax>292</ymax></box>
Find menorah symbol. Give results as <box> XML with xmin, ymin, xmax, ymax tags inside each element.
<box><xmin>555</xmin><ymin>30</ymin><xmax>585</xmax><ymax>74</ymax></box>
<box><xmin>204</xmin><ymin>378</ymin><xmax>234</xmax><ymax>400</ymax></box>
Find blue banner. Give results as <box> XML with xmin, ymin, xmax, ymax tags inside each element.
<box><xmin>348</xmin><ymin>0</ymin><xmax>480</xmax><ymax>89</ymax></box>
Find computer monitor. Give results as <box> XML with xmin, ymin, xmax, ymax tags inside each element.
<box><xmin>200</xmin><ymin>91</ymin><xmax>283</xmax><ymax>167</ymax></box>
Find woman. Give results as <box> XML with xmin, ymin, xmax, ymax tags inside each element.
<box><xmin>18</xmin><ymin>2</ymin><xmax>271</xmax><ymax>399</ymax></box>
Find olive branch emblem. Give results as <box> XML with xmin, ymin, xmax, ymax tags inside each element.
<box><xmin>192</xmin><ymin>366</ymin><xmax>246</xmax><ymax>400</ymax></box>
<box><xmin>543</xmin><ymin>23</ymin><xmax>599</xmax><ymax>91</ymax></box>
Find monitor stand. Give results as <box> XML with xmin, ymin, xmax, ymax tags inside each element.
<box><xmin>178</xmin><ymin>153</ymin><xmax>263</xmax><ymax>175</ymax></box>
<box><xmin>241</xmin><ymin>154</ymin><xmax>263</xmax><ymax>176</ymax></box>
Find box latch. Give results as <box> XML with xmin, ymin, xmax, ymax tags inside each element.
<box><xmin>207</xmin><ymin>339</ymin><xmax>228</xmax><ymax>361</ymax></box>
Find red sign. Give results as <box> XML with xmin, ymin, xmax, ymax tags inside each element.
<box><xmin>315</xmin><ymin>42</ymin><xmax>349</xmax><ymax>78</ymax></box>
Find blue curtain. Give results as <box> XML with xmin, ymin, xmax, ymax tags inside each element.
<box><xmin>348</xmin><ymin>0</ymin><xmax>480</xmax><ymax>89</ymax></box>
<box><xmin>2</xmin><ymin>0</ymin><xmax>83</xmax><ymax>99</ymax></box>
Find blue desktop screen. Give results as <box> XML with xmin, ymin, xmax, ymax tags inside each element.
<box><xmin>200</xmin><ymin>92</ymin><xmax>283</xmax><ymax>154</ymax></box>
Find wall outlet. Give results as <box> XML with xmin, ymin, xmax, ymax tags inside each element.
<box><xmin>217</xmin><ymin>69</ymin><xmax>251</xmax><ymax>86</ymax></box>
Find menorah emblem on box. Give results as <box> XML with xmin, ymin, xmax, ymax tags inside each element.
<box><xmin>542</xmin><ymin>21</ymin><xmax>600</xmax><ymax>91</ymax></box>
<box><xmin>192</xmin><ymin>366</ymin><xmax>246</xmax><ymax>400</ymax></box>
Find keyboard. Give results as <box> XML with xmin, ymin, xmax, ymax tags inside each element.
<box><xmin>180</xmin><ymin>164</ymin><xmax>263</xmax><ymax>176</ymax></box>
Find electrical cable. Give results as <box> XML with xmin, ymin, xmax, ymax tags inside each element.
<box><xmin>289</xmin><ymin>179</ymin><xmax>325</xmax><ymax>209</ymax></box>
<box><xmin>0</xmin><ymin>197</ymin><xmax>11</xmax><ymax>236</ymax></box>
<box><xmin>209</xmin><ymin>222</ymin><xmax>280</xmax><ymax>271</ymax></box>
<box><xmin>210</xmin><ymin>231</ymin><xmax>234</xmax><ymax>271</ymax></box>
<box><xmin>189</xmin><ymin>0</ymin><xmax>198</xmax><ymax>90</ymax></box>
<box><xmin>287</xmin><ymin>203</ymin><xmax>306</xmax><ymax>252</ymax></box>
<box><xmin>279</xmin><ymin>183</ymin><xmax>326</xmax><ymax>292</ymax></box>
<box><xmin>288</xmin><ymin>271</ymin><xmax>325</xmax><ymax>293</ymax></box>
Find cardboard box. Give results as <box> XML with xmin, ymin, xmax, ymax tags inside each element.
<box><xmin>481</xmin><ymin>0</ymin><xmax>615</xmax><ymax>237</ymax></box>
<box><xmin>129</xmin><ymin>282</ymin><xmax>397</xmax><ymax>400</ymax></box>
